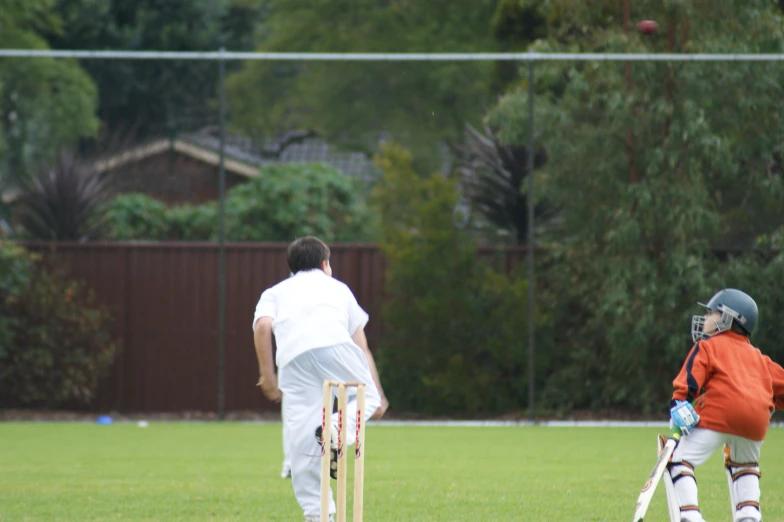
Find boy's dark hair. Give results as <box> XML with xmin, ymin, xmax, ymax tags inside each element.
<box><xmin>287</xmin><ymin>236</ymin><xmax>330</xmax><ymax>274</ymax></box>
<box><xmin>730</xmin><ymin>321</ymin><xmax>751</xmax><ymax>337</ymax></box>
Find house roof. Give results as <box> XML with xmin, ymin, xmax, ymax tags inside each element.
<box><xmin>186</xmin><ymin>131</ymin><xmax>378</xmax><ymax>182</ymax></box>
<box><xmin>93</xmin><ymin>138</ymin><xmax>259</xmax><ymax>178</ymax></box>
<box><xmin>93</xmin><ymin>130</ymin><xmax>378</xmax><ymax>182</ymax></box>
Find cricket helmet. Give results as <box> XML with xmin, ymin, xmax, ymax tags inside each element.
<box><xmin>691</xmin><ymin>288</ymin><xmax>758</xmax><ymax>342</ymax></box>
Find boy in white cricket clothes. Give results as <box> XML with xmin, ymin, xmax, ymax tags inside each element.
<box><xmin>253</xmin><ymin>236</ymin><xmax>389</xmax><ymax>522</ymax></box>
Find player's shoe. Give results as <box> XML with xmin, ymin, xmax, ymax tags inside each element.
<box><xmin>305</xmin><ymin>515</ymin><xmax>334</xmax><ymax>522</ymax></box>
<box><xmin>315</xmin><ymin>424</ymin><xmax>338</xmax><ymax>480</ymax></box>
<box><xmin>280</xmin><ymin>460</ymin><xmax>291</xmax><ymax>479</ymax></box>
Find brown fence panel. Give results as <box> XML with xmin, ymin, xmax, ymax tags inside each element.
<box><xmin>25</xmin><ymin>243</ymin><xmax>225</xmax><ymax>412</ymax></box>
<box><xmin>20</xmin><ymin>242</ymin><xmax>527</xmax><ymax>413</ymax></box>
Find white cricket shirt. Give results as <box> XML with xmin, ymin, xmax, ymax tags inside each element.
<box><xmin>252</xmin><ymin>269</ymin><xmax>369</xmax><ymax>368</ymax></box>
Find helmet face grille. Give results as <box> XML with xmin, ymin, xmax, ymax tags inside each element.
<box><xmin>691</xmin><ymin>315</ymin><xmax>707</xmax><ymax>342</ymax></box>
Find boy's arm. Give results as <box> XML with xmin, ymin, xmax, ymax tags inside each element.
<box><xmin>254</xmin><ymin>316</ymin><xmax>281</xmax><ymax>402</ymax></box>
<box><xmin>351</xmin><ymin>327</ymin><xmax>389</xmax><ymax>419</ymax></box>
<box><xmin>766</xmin><ymin>356</ymin><xmax>784</xmax><ymax>411</ymax></box>
<box><xmin>672</xmin><ymin>342</ymin><xmax>710</xmax><ymax>405</ymax></box>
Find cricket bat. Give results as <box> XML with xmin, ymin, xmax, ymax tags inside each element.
<box><xmin>631</xmin><ymin>430</ymin><xmax>681</xmax><ymax>522</ymax></box>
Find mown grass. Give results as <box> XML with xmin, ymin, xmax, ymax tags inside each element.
<box><xmin>1</xmin><ymin>423</ymin><xmax>782</xmax><ymax>521</ymax></box>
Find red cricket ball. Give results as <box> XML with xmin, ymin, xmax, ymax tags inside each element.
<box><xmin>636</xmin><ymin>20</ymin><xmax>658</xmax><ymax>35</ymax></box>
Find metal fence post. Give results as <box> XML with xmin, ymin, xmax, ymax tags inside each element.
<box><xmin>217</xmin><ymin>47</ymin><xmax>227</xmax><ymax>420</ymax></box>
<box><xmin>527</xmin><ymin>55</ymin><xmax>536</xmax><ymax>424</ymax></box>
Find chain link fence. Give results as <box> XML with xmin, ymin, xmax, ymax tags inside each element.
<box><xmin>2</xmin><ymin>49</ymin><xmax>783</xmax><ymax>417</ymax></box>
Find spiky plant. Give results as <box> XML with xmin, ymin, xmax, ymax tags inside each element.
<box><xmin>18</xmin><ymin>150</ymin><xmax>112</xmax><ymax>240</ymax></box>
<box><xmin>457</xmin><ymin>124</ymin><xmax>555</xmax><ymax>245</ymax></box>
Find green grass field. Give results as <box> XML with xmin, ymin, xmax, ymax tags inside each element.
<box><xmin>1</xmin><ymin>423</ymin><xmax>782</xmax><ymax>521</ymax></box>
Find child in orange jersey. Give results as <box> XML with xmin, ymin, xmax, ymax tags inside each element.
<box><xmin>667</xmin><ymin>289</ymin><xmax>784</xmax><ymax>522</ymax></box>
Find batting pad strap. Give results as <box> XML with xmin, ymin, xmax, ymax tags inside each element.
<box><xmin>725</xmin><ymin>459</ymin><xmax>758</xmax><ymax>468</ymax></box>
<box><xmin>736</xmin><ymin>501</ymin><xmax>760</xmax><ymax>512</ymax></box>
<box><xmin>675</xmin><ymin>460</ymin><xmax>695</xmax><ymax>471</ymax></box>
<box><xmin>679</xmin><ymin>505</ymin><xmax>700</xmax><ymax>512</ymax></box>
<box><xmin>667</xmin><ymin>460</ymin><xmax>694</xmax><ymax>471</ymax></box>
<box><xmin>671</xmin><ymin>470</ymin><xmax>696</xmax><ymax>485</ymax></box>
<box><xmin>731</xmin><ymin>469</ymin><xmax>761</xmax><ymax>482</ymax></box>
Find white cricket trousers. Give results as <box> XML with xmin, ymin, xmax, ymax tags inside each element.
<box><xmin>281</xmin><ymin>393</ymin><xmax>292</xmax><ymax>471</ymax></box>
<box><xmin>670</xmin><ymin>428</ymin><xmax>763</xmax><ymax>522</ymax></box>
<box><xmin>278</xmin><ymin>343</ymin><xmax>381</xmax><ymax>519</ymax></box>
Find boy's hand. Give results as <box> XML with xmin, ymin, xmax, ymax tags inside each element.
<box><xmin>257</xmin><ymin>376</ymin><xmax>282</xmax><ymax>403</ymax></box>
<box><xmin>670</xmin><ymin>400</ymin><xmax>700</xmax><ymax>434</ymax></box>
<box><xmin>370</xmin><ymin>396</ymin><xmax>389</xmax><ymax>420</ymax></box>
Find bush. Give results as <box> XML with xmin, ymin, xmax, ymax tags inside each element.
<box><xmin>372</xmin><ymin>144</ymin><xmax>543</xmax><ymax>415</ymax></box>
<box><xmin>0</xmin><ymin>243</ymin><xmax>33</xmax><ymax>360</ymax></box>
<box><xmin>105</xmin><ymin>162</ymin><xmax>379</xmax><ymax>242</ymax></box>
<box><xmin>106</xmin><ymin>193</ymin><xmax>170</xmax><ymax>240</ymax></box>
<box><xmin>0</xmin><ymin>242</ymin><xmax>120</xmax><ymax>407</ymax></box>
<box><xmin>106</xmin><ymin>194</ymin><xmax>218</xmax><ymax>241</ymax></box>
<box><xmin>166</xmin><ymin>202</ymin><xmax>218</xmax><ymax>241</ymax></box>
<box><xmin>225</xmin><ymin>163</ymin><xmax>378</xmax><ymax>242</ymax></box>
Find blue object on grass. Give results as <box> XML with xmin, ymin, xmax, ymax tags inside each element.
<box><xmin>96</xmin><ymin>415</ymin><xmax>114</xmax><ymax>425</ymax></box>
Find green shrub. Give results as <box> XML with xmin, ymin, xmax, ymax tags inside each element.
<box><xmin>0</xmin><ymin>243</ymin><xmax>33</xmax><ymax>363</ymax></box>
<box><xmin>166</xmin><ymin>202</ymin><xmax>217</xmax><ymax>241</ymax></box>
<box><xmin>106</xmin><ymin>194</ymin><xmax>217</xmax><ymax>241</ymax></box>
<box><xmin>105</xmin><ymin>162</ymin><xmax>379</xmax><ymax>242</ymax></box>
<box><xmin>0</xmin><ymin>242</ymin><xmax>119</xmax><ymax>407</ymax></box>
<box><xmin>106</xmin><ymin>193</ymin><xmax>169</xmax><ymax>240</ymax></box>
<box><xmin>225</xmin><ymin>163</ymin><xmax>377</xmax><ymax>242</ymax></box>
<box><xmin>372</xmin><ymin>144</ymin><xmax>542</xmax><ymax>415</ymax></box>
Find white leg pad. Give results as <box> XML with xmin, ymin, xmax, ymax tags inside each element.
<box><xmin>669</xmin><ymin>459</ymin><xmax>704</xmax><ymax>522</ymax></box>
<box><xmin>724</xmin><ymin>446</ymin><xmax>761</xmax><ymax>522</ymax></box>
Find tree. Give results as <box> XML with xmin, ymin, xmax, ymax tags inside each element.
<box><xmin>371</xmin><ymin>143</ymin><xmax>540</xmax><ymax>415</ymax></box>
<box><xmin>226</xmin><ymin>0</ymin><xmax>499</xmax><ymax>169</ymax></box>
<box><xmin>0</xmin><ymin>0</ymin><xmax>99</xmax><ymax>193</ymax></box>
<box><xmin>723</xmin><ymin>243</ymin><xmax>784</xmax><ymax>371</ymax></box>
<box><xmin>490</xmin><ymin>0</ymin><xmax>547</xmax><ymax>92</ymax></box>
<box><xmin>491</xmin><ymin>0</ymin><xmax>621</xmax><ymax>91</ymax></box>
<box><xmin>45</xmin><ymin>0</ymin><xmax>266</xmax><ymax>141</ymax></box>
<box><xmin>487</xmin><ymin>0</ymin><xmax>784</xmax><ymax>412</ymax></box>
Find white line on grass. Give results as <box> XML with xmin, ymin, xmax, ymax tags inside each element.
<box><xmin>4</xmin><ymin>419</ymin><xmax>783</xmax><ymax>428</ymax></box>
<box><xmin>370</xmin><ymin>420</ymin><xmax>675</xmax><ymax>427</ymax></box>
<box><xmin>230</xmin><ymin>420</ymin><xmax>784</xmax><ymax>428</ymax></box>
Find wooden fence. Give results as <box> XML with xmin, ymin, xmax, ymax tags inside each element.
<box><xmin>20</xmin><ymin>242</ymin><xmax>527</xmax><ymax>413</ymax></box>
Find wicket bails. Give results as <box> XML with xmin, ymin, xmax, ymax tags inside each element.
<box><xmin>320</xmin><ymin>380</ymin><xmax>366</xmax><ymax>522</ymax></box>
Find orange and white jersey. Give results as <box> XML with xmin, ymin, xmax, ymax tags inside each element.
<box><xmin>672</xmin><ymin>331</ymin><xmax>784</xmax><ymax>441</ymax></box>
